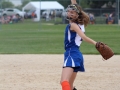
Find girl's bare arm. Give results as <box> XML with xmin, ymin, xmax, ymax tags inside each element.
<box><xmin>71</xmin><ymin>23</ymin><xmax>97</xmax><ymax>45</ymax></box>
<box><xmin>71</xmin><ymin>0</ymin><xmax>77</xmax><ymax>4</ymax></box>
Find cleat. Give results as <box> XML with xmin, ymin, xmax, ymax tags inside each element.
<box><xmin>73</xmin><ymin>87</ymin><xmax>77</xmax><ymax>90</ymax></box>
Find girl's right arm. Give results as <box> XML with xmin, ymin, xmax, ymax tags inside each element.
<box><xmin>70</xmin><ymin>23</ymin><xmax>97</xmax><ymax>45</ymax></box>
<box><xmin>71</xmin><ymin>0</ymin><xmax>77</xmax><ymax>4</ymax></box>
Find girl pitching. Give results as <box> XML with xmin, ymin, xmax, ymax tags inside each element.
<box><xmin>60</xmin><ymin>0</ymin><xmax>97</xmax><ymax>90</ymax></box>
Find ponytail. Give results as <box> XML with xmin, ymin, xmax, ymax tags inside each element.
<box><xmin>75</xmin><ymin>5</ymin><xmax>90</xmax><ymax>26</ymax></box>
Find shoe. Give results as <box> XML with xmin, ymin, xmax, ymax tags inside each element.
<box><xmin>73</xmin><ymin>87</ymin><xmax>77</xmax><ymax>90</ymax></box>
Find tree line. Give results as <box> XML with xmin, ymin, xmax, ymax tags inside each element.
<box><xmin>0</xmin><ymin>0</ymin><xmax>116</xmax><ymax>10</ymax></box>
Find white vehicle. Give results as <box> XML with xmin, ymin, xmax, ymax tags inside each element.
<box><xmin>2</xmin><ymin>8</ymin><xmax>25</xmax><ymax>17</ymax></box>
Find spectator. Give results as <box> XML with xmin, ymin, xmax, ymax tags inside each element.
<box><xmin>31</xmin><ymin>11</ymin><xmax>36</xmax><ymax>21</ymax></box>
<box><xmin>16</xmin><ymin>15</ymin><xmax>24</xmax><ymax>22</ymax></box>
<box><xmin>89</xmin><ymin>13</ymin><xmax>95</xmax><ymax>24</ymax></box>
<box><xmin>32</xmin><ymin>11</ymin><xmax>35</xmax><ymax>18</ymax></box>
<box><xmin>105</xmin><ymin>14</ymin><xmax>108</xmax><ymax>24</ymax></box>
<box><xmin>0</xmin><ymin>16</ymin><xmax>6</xmax><ymax>24</ymax></box>
<box><xmin>108</xmin><ymin>13</ymin><xmax>113</xmax><ymax>24</ymax></box>
<box><xmin>9</xmin><ymin>16</ymin><xmax>13</xmax><ymax>24</ymax></box>
<box><xmin>12</xmin><ymin>15</ymin><xmax>17</xmax><ymax>23</ymax></box>
<box><xmin>0</xmin><ymin>16</ymin><xmax>2</xmax><ymax>23</ymax></box>
<box><xmin>24</xmin><ymin>12</ymin><xmax>28</xmax><ymax>19</ymax></box>
<box><xmin>7</xmin><ymin>16</ymin><xmax>11</xmax><ymax>23</ymax></box>
<box><xmin>3</xmin><ymin>15</ymin><xmax>9</xmax><ymax>24</ymax></box>
<box><xmin>46</xmin><ymin>13</ymin><xmax>50</xmax><ymax>21</ymax></box>
<box><xmin>50</xmin><ymin>10</ymin><xmax>53</xmax><ymax>19</ymax></box>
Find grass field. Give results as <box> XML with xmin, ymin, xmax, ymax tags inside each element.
<box><xmin>0</xmin><ymin>21</ymin><xmax>119</xmax><ymax>54</ymax></box>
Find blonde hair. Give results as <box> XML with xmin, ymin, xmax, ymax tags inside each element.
<box><xmin>75</xmin><ymin>4</ymin><xmax>90</xmax><ymax>26</ymax></box>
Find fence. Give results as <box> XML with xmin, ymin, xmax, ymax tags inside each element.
<box><xmin>0</xmin><ymin>0</ymin><xmax>119</xmax><ymax>25</ymax></box>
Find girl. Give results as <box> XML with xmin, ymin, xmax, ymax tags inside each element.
<box><xmin>60</xmin><ymin>0</ymin><xmax>97</xmax><ymax>90</ymax></box>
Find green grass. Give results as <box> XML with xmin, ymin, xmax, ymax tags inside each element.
<box><xmin>0</xmin><ymin>21</ymin><xmax>119</xmax><ymax>54</ymax></box>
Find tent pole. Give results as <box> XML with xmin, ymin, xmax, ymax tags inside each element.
<box><xmin>0</xmin><ymin>0</ymin><xmax>3</xmax><ymax>30</ymax></box>
<box><xmin>118</xmin><ymin>0</ymin><xmax>119</xmax><ymax>24</ymax></box>
<box><xmin>40</xmin><ymin>0</ymin><xmax>42</xmax><ymax>30</ymax></box>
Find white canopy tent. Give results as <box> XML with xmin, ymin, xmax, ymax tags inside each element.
<box><xmin>22</xmin><ymin>1</ymin><xmax>64</xmax><ymax>21</ymax></box>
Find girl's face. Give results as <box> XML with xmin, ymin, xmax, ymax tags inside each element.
<box><xmin>66</xmin><ymin>9</ymin><xmax>79</xmax><ymax>21</ymax></box>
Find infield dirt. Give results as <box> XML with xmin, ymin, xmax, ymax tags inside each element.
<box><xmin>0</xmin><ymin>54</ymin><xmax>120</xmax><ymax>90</ymax></box>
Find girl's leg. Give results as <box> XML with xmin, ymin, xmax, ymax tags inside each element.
<box><xmin>60</xmin><ymin>67</ymin><xmax>74</xmax><ymax>90</ymax></box>
<box><xmin>69</xmin><ymin>72</ymin><xmax>77</xmax><ymax>90</ymax></box>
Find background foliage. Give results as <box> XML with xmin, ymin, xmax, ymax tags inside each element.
<box><xmin>0</xmin><ymin>0</ymin><xmax>116</xmax><ymax>9</ymax></box>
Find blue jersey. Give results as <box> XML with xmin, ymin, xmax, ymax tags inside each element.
<box><xmin>63</xmin><ymin>24</ymin><xmax>85</xmax><ymax>72</ymax></box>
<box><xmin>64</xmin><ymin>24</ymin><xmax>85</xmax><ymax>50</ymax></box>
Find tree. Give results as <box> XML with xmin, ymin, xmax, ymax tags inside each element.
<box><xmin>80</xmin><ymin>0</ymin><xmax>90</xmax><ymax>8</ymax></box>
<box><xmin>1</xmin><ymin>1</ymin><xmax>14</xmax><ymax>9</ymax></box>
<box><xmin>21</xmin><ymin>0</ymin><xmax>30</xmax><ymax>7</ymax></box>
<box><xmin>87</xmin><ymin>0</ymin><xmax>115</xmax><ymax>8</ymax></box>
<box><xmin>15</xmin><ymin>5</ymin><xmax>23</xmax><ymax>10</ymax></box>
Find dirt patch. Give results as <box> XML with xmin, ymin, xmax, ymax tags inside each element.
<box><xmin>0</xmin><ymin>54</ymin><xmax>120</xmax><ymax>90</ymax></box>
